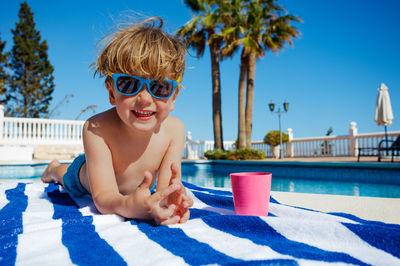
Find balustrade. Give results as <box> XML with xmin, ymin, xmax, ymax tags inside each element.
<box><xmin>183</xmin><ymin>125</ymin><xmax>399</xmax><ymax>159</ymax></box>
<box><xmin>0</xmin><ymin>107</ymin><xmax>84</xmax><ymax>145</ymax></box>
<box><xmin>1</xmin><ymin>105</ymin><xmax>399</xmax><ymax>160</ymax></box>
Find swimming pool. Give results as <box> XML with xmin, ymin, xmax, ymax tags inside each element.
<box><xmin>181</xmin><ymin>160</ymin><xmax>400</xmax><ymax>198</ymax></box>
<box><xmin>1</xmin><ymin>160</ymin><xmax>400</xmax><ymax>198</ymax></box>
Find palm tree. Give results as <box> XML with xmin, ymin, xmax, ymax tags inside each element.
<box><xmin>222</xmin><ymin>0</ymin><xmax>301</xmax><ymax>148</ymax></box>
<box><xmin>177</xmin><ymin>0</ymin><xmax>225</xmax><ymax>150</ymax></box>
<box><xmin>218</xmin><ymin>0</ymin><xmax>247</xmax><ymax>149</ymax></box>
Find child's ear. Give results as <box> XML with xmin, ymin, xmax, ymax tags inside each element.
<box><xmin>106</xmin><ymin>81</ymin><xmax>116</xmax><ymax>105</ymax></box>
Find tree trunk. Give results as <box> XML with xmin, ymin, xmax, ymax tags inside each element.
<box><xmin>245</xmin><ymin>52</ymin><xmax>257</xmax><ymax>148</ymax></box>
<box><xmin>209</xmin><ymin>42</ymin><xmax>224</xmax><ymax>150</ymax></box>
<box><xmin>237</xmin><ymin>50</ymin><xmax>248</xmax><ymax>150</ymax></box>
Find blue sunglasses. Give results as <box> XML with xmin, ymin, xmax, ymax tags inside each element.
<box><xmin>108</xmin><ymin>71</ymin><xmax>180</xmax><ymax>99</ymax></box>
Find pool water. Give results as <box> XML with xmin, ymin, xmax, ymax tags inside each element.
<box><xmin>181</xmin><ymin>161</ymin><xmax>400</xmax><ymax>198</ymax></box>
<box><xmin>0</xmin><ymin>164</ymin><xmax>47</xmax><ymax>180</ymax></box>
<box><xmin>1</xmin><ymin>161</ymin><xmax>400</xmax><ymax>198</ymax></box>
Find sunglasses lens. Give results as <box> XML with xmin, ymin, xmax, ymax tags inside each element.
<box><xmin>150</xmin><ymin>80</ymin><xmax>174</xmax><ymax>98</ymax></box>
<box><xmin>116</xmin><ymin>76</ymin><xmax>141</xmax><ymax>94</ymax></box>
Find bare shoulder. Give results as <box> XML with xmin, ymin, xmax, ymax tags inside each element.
<box><xmin>83</xmin><ymin>108</ymin><xmax>117</xmax><ymax>137</ymax></box>
<box><xmin>159</xmin><ymin>116</ymin><xmax>185</xmax><ymax>146</ymax></box>
<box><xmin>163</xmin><ymin>115</ymin><xmax>185</xmax><ymax>134</ymax></box>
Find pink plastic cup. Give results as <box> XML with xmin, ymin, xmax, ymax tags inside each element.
<box><xmin>230</xmin><ymin>172</ymin><xmax>272</xmax><ymax>216</ymax></box>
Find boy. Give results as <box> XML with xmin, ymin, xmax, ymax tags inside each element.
<box><xmin>42</xmin><ymin>17</ymin><xmax>193</xmax><ymax>225</ymax></box>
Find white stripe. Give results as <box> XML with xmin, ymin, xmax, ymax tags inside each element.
<box><xmin>170</xmin><ymin>218</ymin><xmax>351</xmax><ymax>265</ymax></box>
<box><xmin>170</xmin><ymin>219</ymin><xmax>293</xmax><ymax>261</ymax></box>
<box><xmin>187</xmin><ymin>190</ymin><xmax>235</xmax><ymax>215</ymax></box>
<box><xmin>269</xmin><ymin>202</ymin><xmax>358</xmax><ymax>224</ymax></box>
<box><xmin>7</xmin><ymin>182</ymin><xmax>395</xmax><ymax>266</ymax></box>
<box><xmin>187</xmin><ymin>188</ymin><xmax>359</xmax><ymax>265</ymax></box>
<box><xmin>262</xmin><ymin>216</ymin><xmax>400</xmax><ymax>265</ymax></box>
<box><xmin>72</xmin><ymin>197</ymin><xmax>188</xmax><ymax>266</ymax></box>
<box><xmin>90</xmin><ymin>214</ymin><xmax>188</xmax><ymax>265</ymax></box>
<box><xmin>297</xmin><ymin>259</ymin><xmax>352</xmax><ymax>266</ymax></box>
<box><xmin>189</xmin><ymin>188</ymin><xmax>232</xmax><ymax>197</ymax></box>
<box><xmin>0</xmin><ymin>182</ymin><xmax>18</xmax><ymax>210</ymax></box>
<box><xmin>16</xmin><ymin>183</ymin><xmax>74</xmax><ymax>266</ymax></box>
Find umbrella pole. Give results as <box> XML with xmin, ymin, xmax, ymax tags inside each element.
<box><xmin>385</xmin><ymin>125</ymin><xmax>387</xmax><ymax>139</ymax></box>
<box><xmin>385</xmin><ymin>125</ymin><xmax>388</xmax><ymax>155</ymax></box>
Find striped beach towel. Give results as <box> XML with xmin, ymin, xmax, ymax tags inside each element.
<box><xmin>1</xmin><ymin>181</ymin><xmax>399</xmax><ymax>265</ymax></box>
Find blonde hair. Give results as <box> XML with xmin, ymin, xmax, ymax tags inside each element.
<box><xmin>93</xmin><ymin>17</ymin><xmax>186</xmax><ymax>84</ymax></box>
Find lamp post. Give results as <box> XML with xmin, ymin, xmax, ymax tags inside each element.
<box><xmin>268</xmin><ymin>101</ymin><xmax>289</xmax><ymax>159</ymax></box>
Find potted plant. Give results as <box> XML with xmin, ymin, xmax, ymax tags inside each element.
<box><xmin>264</xmin><ymin>130</ymin><xmax>289</xmax><ymax>158</ymax></box>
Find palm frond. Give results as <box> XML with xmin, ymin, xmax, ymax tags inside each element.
<box><xmin>184</xmin><ymin>0</ymin><xmax>206</xmax><ymax>13</ymax></box>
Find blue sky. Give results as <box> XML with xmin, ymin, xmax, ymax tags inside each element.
<box><xmin>1</xmin><ymin>0</ymin><xmax>399</xmax><ymax>141</ymax></box>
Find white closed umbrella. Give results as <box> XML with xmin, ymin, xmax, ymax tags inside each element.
<box><xmin>374</xmin><ymin>83</ymin><xmax>394</xmax><ymax>140</ymax></box>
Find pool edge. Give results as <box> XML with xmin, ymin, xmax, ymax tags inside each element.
<box><xmin>182</xmin><ymin>159</ymin><xmax>400</xmax><ymax>169</ymax></box>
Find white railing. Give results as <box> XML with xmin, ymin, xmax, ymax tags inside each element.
<box><xmin>0</xmin><ymin>106</ymin><xmax>84</xmax><ymax>145</ymax></box>
<box><xmin>1</xmin><ymin>105</ymin><xmax>399</xmax><ymax>160</ymax></box>
<box><xmin>183</xmin><ymin>122</ymin><xmax>400</xmax><ymax>159</ymax></box>
<box><xmin>183</xmin><ymin>132</ymin><xmax>235</xmax><ymax>159</ymax></box>
<box><xmin>356</xmin><ymin>131</ymin><xmax>399</xmax><ymax>155</ymax></box>
<box><xmin>250</xmin><ymin>141</ymin><xmax>288</xmax><ymax>157</ymax></box>
<box><xmin>290</xmin><ymin>135</ymin><xmax>350</xmax><ymax>157</ymax></box>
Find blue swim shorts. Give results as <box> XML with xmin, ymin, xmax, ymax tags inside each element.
<box><xmin>63</xmin><ymin>154</ymin><xmax>157</xmax><ymax>197</ymax></box>
<box><xmin>63</xmin><ymin>154</ymin><xmax>89</xmax><ymax>197</ymax></box>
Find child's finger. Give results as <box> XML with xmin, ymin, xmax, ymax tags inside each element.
<box><xmin>151</xmin><ymin>183</ymin><xmax>179</xmax><ymax>203</ymax></box>
<box><xmin>179</xmin><ymin>209</ymin><xmax>190</xmax><ymax>223</ymax></box>
<box><xmin>170</xmin><ymin>162</ymin><xmax>178</xmax><ymax>178</ymax></box>
<box><xmin>156</xmin><ymin>203</ymin><xmax>177</xmax><ymax>220</ymax></box>
<box><xmin>169</xmin><ymin>163</ymin><xmax>181</xmax><ymax>184</ymax></box>
<box><xmin>170</xmin><ymin>177</ymin><xmax>180</xmax><ymax>185</ymax></box>
<box><xmin>138</xmin><ymin>171</ymin><xmax>153</xmax><ymax>190</ymax></box>
<box><xmin>180</xmin><ymin>194</ymin><xmax>193</xmax><ymax>208</ymax></box>
<box><xmin>160</xmin><ymin>215</ymin><xmax>181</xmax><ymax>225</ymax></box>
<box><xmin>153</xmin><ymin>204</ymin><xmax>180</xmax><ymax>225</ymax></box>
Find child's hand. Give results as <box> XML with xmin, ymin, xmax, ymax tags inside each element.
<box><xmin>167</xmin><ymin>163</ymin><xmax>194</xmax><ymax>223</ymax></box>
<box><xmin>138</xmin><ymin>171</ymin><xmax>182</xmax><ymax>225</ymax></box>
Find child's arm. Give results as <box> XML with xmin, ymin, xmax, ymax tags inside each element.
<box><xmin>155</xmin><ymin>118</ymin><xmax>186</xmax><ymax>190</ymax></box>
<box><xmin>82</xmin><ymin>120</ymin><xmax>180</xmax><ymax>224</ymax></box>
<box><xmin>156</xmin><ymin>118</ymin><xmax>193</xmax><ymax>222</ymax></box>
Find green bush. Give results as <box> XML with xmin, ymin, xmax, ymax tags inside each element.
<box><xmin>264</xmin><ymin>130</ymin><xmax>288</xmax><ymax>146</ymax></box>
<box><xmin>235</xmin><ymin>148</ymin><xmax>265</xmax><ymax>160</ymax></box>
<box><xmin>204</xmin><ymin>148</ymin><xmax>265</xmax><ymax>160</ymax></box>
<box><xmin>204</xmin><ymin>149</ymin><xmax>228</xmax><ymax>160</ymax></box>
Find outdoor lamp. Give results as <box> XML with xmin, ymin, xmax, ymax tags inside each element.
<box><xmin>268</xmin><ymin>101</ymin><xmax>275</xmax><ymax>112</ymax></box>
<box><xmin>283</xmin><ymin>101</ymin><xmax>289</xmax><ymax>112</ymax></box>
<box><xmin>268</xmin><ymin>100</ymin><xmax>289</xmax><ymax>159</ymax></box>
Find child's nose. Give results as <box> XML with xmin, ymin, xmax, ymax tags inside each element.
<box><xmin>137</xmin><ymin>84</ymin><xmax>153</xmax><ymax>102</ymax></box>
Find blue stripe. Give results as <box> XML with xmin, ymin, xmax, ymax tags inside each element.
<box><xmin>189</xmin><ymin>208</ymin><xmax>222</xmax><ymax>219</ymax></box>
<box><xmin>191</xmin><ymin>190</ymin><xmax>277</xmax><ymax>217</ymax></box>
<box><xmin>331</xmin><ymin>211</ymin><xmax>400</xmax><ymax>258</ymax></box>
<box><xmin>223</xmin><ymin>259</ymin><xmax>298</xmax><ymax>265</ymax></box>
<box><xmin>0</xmin><ymin>183</ymin><xmax>27</xmax><ymax>266</ymax></box>
<box><xmin>342</xmin><ymin>222</ymin><xmax>400</xmax><ymax>259</ymax></box>
<box><xmin>134</xmin><ymin>213</ymin><xmax>299</xmax><ymax>265</ymax></box>
<box><xmin>331</xmin><ymin>211</ymin><xmax>400</xmax><ymax>228</ymax></box>
<box><xmin>183</xmin><ymin>182</ymin><xmax>233</xmax><ymax>196</ymax></box>
<box><xmin>191</xmin><ymin>190</ymin><xmax>235</xmax><ymax>211</ymax></box>
<box><xmin>133</xmin><ymin>219</ymin><xmax>243</xmax><ymax>265</ymax></box>
<box><xmin>184</xmin><ymin>182</ymin><xmax>279</xmax><ymax>204</ymax></box>
<box><xmin>45</xmin><ymin>183</ymin><xmax>126</xmax><ymax>266</ymax></box>
<box><xmin>1</xmin><ymin>182</ymin><xmax>397</xmax><ymax>265</ymax></box>
<box><xmin>188</xmin><ymin>211</ymin><xmax>299</xmax><ymax>265</ymax></box>
<box><xmin>202</xmin><ymin>215</ymin><xmax>368</xmax><ymax>265</ymax></box>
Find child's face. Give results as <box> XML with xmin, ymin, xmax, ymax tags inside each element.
<box><xmin>106</xmin><ymin>76</ymin><xmax>178</xmax><ymax>133</ymax></box>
